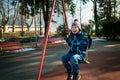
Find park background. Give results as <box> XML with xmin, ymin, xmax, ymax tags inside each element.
<box><xmin>0</xmin><ymin>0</ymin><xmax>120</xmax><ymax>80</ymax></box>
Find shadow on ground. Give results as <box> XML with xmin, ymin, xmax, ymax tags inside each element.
<box><xmin>41</xmin><ymin>52</ymin><xmax>120</xmax><ymax>80</ymax></box>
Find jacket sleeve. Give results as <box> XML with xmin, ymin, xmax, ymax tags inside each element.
<box><xmin>78</xmin><ymin>32</ymin><xmax>88</xmax><ymax>51</ymax></box>
<box><xmin>66</xmin><ymin>36</ymin><xmax>71</xmax><ymax>46</ymax></box>
<box><xmin>78</xmin><ymin>39</ymin><xmax>88</xmax><ymax>51</ymax></box>
<box><xmin>66</xmin><ymin>32</ymin><xmax>74</xmax><ymax>46</ymax></box>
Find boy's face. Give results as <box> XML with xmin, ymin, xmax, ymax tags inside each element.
<box><xmin>71</xmin><ymin>26</ymin><xmax>79</xmax><ymax>34</ymax></box>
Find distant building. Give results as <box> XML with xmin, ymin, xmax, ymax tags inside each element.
<box><xmin>4</xmin><ymin>25</ymin><xmax>57</xmax><ymax>35</ymax></box>
<box><xmin>5</xmin><ymin>25</ymin><xmax>44</xmax><ymax>33</ymax></box>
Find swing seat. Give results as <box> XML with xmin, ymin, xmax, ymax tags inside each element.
<box><xmin>79</xmin><ymin>59</ymin><xmax>90</xmax><ymax>64</ymax></box>
<box><xmin>78</xmin><ymin>51</ymin><xmax>90</xmax><ymax>64</ymax></box>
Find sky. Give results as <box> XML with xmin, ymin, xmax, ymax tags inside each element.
<box><xmin>70</xmin><ymin>0</ymin><xmax>93</xmax><ymax>24</ymax></box>
<box><xmin>51</xmin><ymin>0</ymin><xmax>93</xmax><ymax>30</ymax></box>
<box><xmin>76</xmin><ymin>1</ymin><xmax>93</xmax><ymax>23</ymax></box>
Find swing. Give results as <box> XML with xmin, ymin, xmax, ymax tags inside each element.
<box><xmin>61</xmin><ymin>0</ymin><xmax>90</xmax><ymax>64</ymax></box>
<box><xmin>37</xmin><ymin>0</ymin><xmax>90</xmax><ymax>80</ymax></box>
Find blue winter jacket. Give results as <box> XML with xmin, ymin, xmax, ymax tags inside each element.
<box><xmin>66</xmin><ymin>31</ymin><xmax>88</xmax><ymax>54</ymax></box>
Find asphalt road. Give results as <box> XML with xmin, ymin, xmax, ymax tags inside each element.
<box><xmin>0</xmin><ymin>39</ymin><xmax>120</xmax><ymax>80</ymax></box>
<box><xmin>0</xmin><ymin>44</ymin><xmax>68</xmax><ymax>80</ymax></box>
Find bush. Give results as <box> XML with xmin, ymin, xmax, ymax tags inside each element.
<box><xmin>56</xmin><ymin>23</ymin><xmax>67</xmax><ymax>38</ymax></box>
<box><xmin>3</xmin><ymin>32</ymin><xmax>20</xmax><ymax>39</ymax></box>
<box><xmin>102</xmin><ymin>21</ymin><xmax>120</xmax><ymax>40</ymax></box>
<box><xmin>2</xmin><ymin>31</ymin><xmax>37</xmax><ymax>39</ymax></box>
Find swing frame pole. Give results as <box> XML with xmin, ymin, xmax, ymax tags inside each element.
<box><xmin>61</xmin><ymin>0</ymin><xmax>70</xmax><ymax>35</ymax></box>
<box><xmin>36</xmin><ymin>0</ymin><xmax>56</xmax><ymax>80</ymax></box>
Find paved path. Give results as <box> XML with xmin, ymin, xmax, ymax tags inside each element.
<box><xmin>0</xmin><ymin>39</ymin><xmax>120</xmax><ymax>80</ymax></box>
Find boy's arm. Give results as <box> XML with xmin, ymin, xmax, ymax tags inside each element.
<box><xmin>66</xmin><ymin>36</ymin><xmax>71</xmax><ymax>46</ymax></box>
<box><xmin>79</xmin><ymin>39</ymin><xmax>88</xmax><ymax>51</ymax></box>
<box><xmin>79</xmin><ymin>32</ymin><xmax>88</xmax><ymax>51</ymax></box>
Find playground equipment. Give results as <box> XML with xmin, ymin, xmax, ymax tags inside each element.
<box><xmin>36</xmin><ymin>0</ymin><xmax>90</xmax><ymax>80</ymax></box>
<box><xmin>0</xmin><ymin>41</ymin><xmax>24</xmax><ymax>53</ymax></box>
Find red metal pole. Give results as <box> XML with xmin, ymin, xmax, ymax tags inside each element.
<box><xmin>37</xmin><ymin>0</ymin><xmax>56</xmax><ymax>80</ymax></box>
<box><xmin>61</xmin><ymin>0</ymin><xmax>70</xmax><ymax>35</ymax></box>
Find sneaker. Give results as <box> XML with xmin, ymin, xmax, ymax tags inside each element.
<box><xmin>66</xmin><ymin>73</ymin><xmax>72</xmax><ymax>80</ymax></box>
<box><xmin>84</xmin><ymin>60</ymin><xmax>90</xmax><ymax>64</ymax></box>
<box><xmin>66</xmin><ymin>76</ymin><xmax>72</xmax><ymax>80</ymax></box>
<box><xmin>73</xmin><ymin>75</ymin><xmax>81</xmax><ymax>80</ymax></box>
<box><xmin>80</xmin><ymin>60</ymin><xmax>90</xmax><ymax>64</ymax></box>
<box><xmin>72</xmin><ymin>73</ymin><xmax>81</xmax><ymax>80</ymax></box>
<box><xmin>66</xmin><ymin>75</ymin><xmax>72</xmax><ymax>80</ymax></box>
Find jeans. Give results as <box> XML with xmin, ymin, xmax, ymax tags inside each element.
<box><xmin>61</xmin><ymin>53</ymin><xmax>85</xmax><ymax>74</ymax></box>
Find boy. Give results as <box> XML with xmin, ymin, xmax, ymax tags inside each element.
<box><xmin>61</xmin><ymin>19</ymin><xmax>90</xmax><ymax>80</ymax></box>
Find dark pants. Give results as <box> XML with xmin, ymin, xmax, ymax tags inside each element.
<box><xmin>61</xmin><ymin>52</ymin><xmax>85</xmax><ymax>74</ymax></box>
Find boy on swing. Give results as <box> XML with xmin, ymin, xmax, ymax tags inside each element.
<box><xmin>61</xmin><ymin>19</ymin><xmax>91</xmax><ymax>80</ymax></box>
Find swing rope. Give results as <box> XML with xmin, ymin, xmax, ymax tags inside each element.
<box><xmin>61</xmin><ymin>0</ymin><xmax>70</xmax><ymax>35</ymax></box>
<box><xmin>37</xmin><ymin>0</ymin><xmax>56</xmax><ymax>80</ymax></box>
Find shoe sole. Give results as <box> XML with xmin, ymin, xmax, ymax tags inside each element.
<box><xmin>72</xmin><ymin>75</ymin><xmax>81</xmax><ymax>80</ymax></box>
<box><xmin>78</xmin><ymin>75</ymin><xmax>81</xmax><ymax>80</ymax></box>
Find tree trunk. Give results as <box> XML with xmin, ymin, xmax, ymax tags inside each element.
<box><xmin>21</xmin><ymin>0</ymin><xmax>25</xmax><ymax>36</ymax></box>
<box><xmin>12</xmin><ymin>0</ymin><xmax>19</xmax><ymax>32</ymax></box>
<box><xmin>93</xmin><ymin>0</ymin><xmax>99</xmax><ymax>36</ymax></box>
<box><xmin>25</xmin><ymin>16</ymin><xmax>34</xmax><ymax>32</ymax></box>
<box><xmin>12</xmin><ymin>24</ymin><xmax>15</xmax><ymax>32</ymax></box>
<box><xmin>21</xmin><ymin>15</ymin><xmax>24</xmax><ymax>36</ymax></box>
<box><xmin>106</xmin><ymin>0</ymin><xmax>112</xmax><ymax>21</ymax></box>
<box><xmin>2</xmin><ymin>0</ymin><xmax>10</xmax><ymax>32</ymax></box>
<box><xmin>0</xmin><ymin>25</ymin><xmax>2</xmax><ymax>38</ymax></box>
<box><xmin>41</xmin><ymin>0</ymin><xmax>50</xmax><ymax>36</ymax></box>
<box><xmin>113</xmin><ymin>0</ymin><xmax>116</xmax><ymax>21</ymax></box>
<box><xmin>39</xmin><ymin>3</ymin><xmax>42</xmax><ymax>35</ymax></box>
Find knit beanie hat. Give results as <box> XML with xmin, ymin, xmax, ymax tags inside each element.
<box><xmin>71</xmin><ymin>19</ymin><xmax>81</xmax><ymax>30</ymax></box>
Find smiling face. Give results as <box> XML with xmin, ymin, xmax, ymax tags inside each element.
<box><xmin>71</xmin><ymin>25</ymin><xmax>79</xmax><ymax>34</ymax></box>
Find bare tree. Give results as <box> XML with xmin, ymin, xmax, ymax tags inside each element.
<box><xmin>20</xmin><ymin>0</ymin><xmax>25</xmax><ymax>36</ymax></box>
<box><xmin>25</xmin><ymin>16</ymin><xmax>34</xmax><ymax>32</ymax></box>
<box><xmin>0</xmin><ymin>24</ymin><xmax>2</xmax><ymax>38</ymax></box>
<box><xmin>0</xmin><ymin>1</ymin><xmax>3</xmax><ymax>38</ymax></box>
<box><xmin>91</xmin><ymin>0</ymin><xmax>99</xmax><ymax>36</ymax></box>
<box><xmin>1</xmin><ymin>0</ymin><xmax>10</xmax><ymax>32</ymax></box>
<box><xmin>11</xmin><ymin>0</ymin><xmax>19</xmax><ymax>32</ymax></box>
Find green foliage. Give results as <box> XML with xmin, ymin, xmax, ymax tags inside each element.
<box><xmin>102</xmin><ymin>21</ymin><xmax>120</xmax><ymax>40</ymax></box>
<box><xmin>82</xmin><ymin>24</ymin><xmax>91</xmax><ymax>34</ymax></box>
<box><xmin>24</xmin><ymin>31</ymin><xmax>35</xmax><ymax>36</ymax></box>
<box><xmin>56</xmin><ymin>23</ymin><xmax>67</xmax><ymax>38</ymax></box>
<box><xmin>97</xmin><ymin>0</ymin><xmax>120</xmax><ymax>22</ymax></box>
<box><xmin>3</xmin><ymin>32</ymin><xmax>21</xmax><ymax>39</ymax></box>
<box><xmin>81</xmin><ymin>20</ymin><xmax>94</xmax><ymax>36</ymax></box>
<box><xmin>18</xmin><ymin>0</ymin><xmax>35</xmax><ymax>16</ymax></box>
<box><xmin>2</xmin><ymin>31</ymin><xmax>35</xmax><ymax>39</ymax></box>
